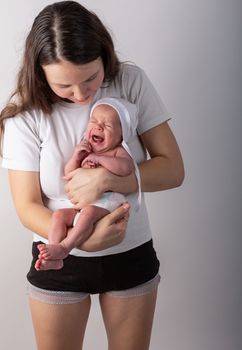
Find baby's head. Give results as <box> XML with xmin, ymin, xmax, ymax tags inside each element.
<box><xmin>85</xmin><ymin>103</ymin><xmax>122</xmax><ymax>153</ymax></box>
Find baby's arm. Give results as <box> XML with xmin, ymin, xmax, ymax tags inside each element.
<box><xmin>65</xmin><ymin>140</ymin><xmax>92</xmax><ymax>175</ymax></box>
<box><xmin>82</xmin><ymin>147</ymin><xmax>134</xmax><ymax>176</ymax></box>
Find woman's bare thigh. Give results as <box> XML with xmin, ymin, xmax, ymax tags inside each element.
<box><xmin>29</xmin><ymin>295</ymin><xmax>91</xmax><ymax>350</ymax></box>
<box><xmin>99</xmin><ymin>288</ymin><xmax>158</xmax><ymax>350</ymax></box>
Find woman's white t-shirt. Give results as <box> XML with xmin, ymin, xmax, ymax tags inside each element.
<box><xmin>2</xmin><ymin>64</ymin><xmax>169</xmax><ymax>256</ymax></box>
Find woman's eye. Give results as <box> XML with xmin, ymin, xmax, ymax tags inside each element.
<box><xmin>57</xmin><ymin>84</ymin><xmax>70</xmax><ymax>89</ymax></box>
<box><xmin>86</xmin><ymin>74</ymin><xmax>97</xmax><ymax>82</ymax></box>
<box><xmin>86</xmin><ymin>77</ymin><xmax>95</xmax><ymax>83</ymax></box>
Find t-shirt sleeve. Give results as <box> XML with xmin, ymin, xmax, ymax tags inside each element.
<box><xmin>2</xmin><ymin>113</ymin><xmax>41</xmax><ymax>171</ymax></box>
<box><xmin>122</xmin><ymin>65</ymin><xmax>170</xmax><ymax>135</ymax></box>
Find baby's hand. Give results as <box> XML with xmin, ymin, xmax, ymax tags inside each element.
<box><xmin>85</xmin><ymin>160</ymin><xmax>98</xmax><ymax>168</ymax></box>
<box><xmin>74</xmin><ymin>140</ymin><xmax>92</xmax><ymax>159</ymax></box>
<box><xmin>82</xmin><ymin>154</ymin><xmax>100</xmax><ymax>168</ymax></box>
<box><xmin>79</xmin><ymin>139</ymin><xmax>92</xmax><ymax>152</ymax></box>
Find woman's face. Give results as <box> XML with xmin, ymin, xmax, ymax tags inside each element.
<box><xmin>42</xmin><ymin>57</ymin><xmax>104</xmax><ymax>105</ymax></box>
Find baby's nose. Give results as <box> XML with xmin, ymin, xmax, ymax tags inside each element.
<box><xmin>95</xmin><ymin>124</ymin><xmax>103</xmax><ymax>130</ymax></box>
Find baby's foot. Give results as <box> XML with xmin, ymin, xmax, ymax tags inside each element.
<box><xmin>37</xmin><ymin>243</ymin><xmax>68</xmax><ymax>260</ymax></box>
<box><xmin>35</xmin><ymin>257</ymin><xmax>64</xmax><ymax>271</ymax></box>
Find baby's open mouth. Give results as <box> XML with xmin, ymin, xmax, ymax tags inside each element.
<box><xmin>92</xmin><ymin>135</ymin><xmax>104</xmax><ymax>143</ymax></box>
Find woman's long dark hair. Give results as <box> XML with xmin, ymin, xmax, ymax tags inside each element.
<box><xmin>0</xmin><ymin>1</ymin><xmax>120</xmax><ymax>153</ymax></box>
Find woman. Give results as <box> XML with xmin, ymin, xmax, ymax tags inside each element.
<box><xmin>0</xmin><ymin>1</ymin><xmax>184</xmax><ymax>349</ymax></box>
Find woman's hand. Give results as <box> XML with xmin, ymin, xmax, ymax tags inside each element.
<box><xmin>64</xmin><ymin>167</ymin><xmax>110</xmax><ymax>209</ymax></box>
<box><xmin>77</xmin><ymin>203</ymin><xmax>130</xmax><ymax>252</ymax></box>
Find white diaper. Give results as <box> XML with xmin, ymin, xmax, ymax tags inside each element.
<box><xmin>73</xmin><ymin>192</ymin><xmax>125</xmax><ymax>226</ymax></box>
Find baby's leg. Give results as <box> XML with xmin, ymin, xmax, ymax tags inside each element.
<box><xmin>50</xmin><ymin>208</ymin><xmax>79</xmax><ymax>244</ymax></box>
<box><xmin>35</xmin><ymin>208</ymin><xmax>77</xmax><ymax>271</ymax></box>
<box><xmin>60</xmin><ymin>205</ymin><xmax>109</xmax><ymax>252</ymax></box>
<box><xmin>35</xmin><ymin>206</ymin><xmax>108</xmax><ymax>271</ymax></box>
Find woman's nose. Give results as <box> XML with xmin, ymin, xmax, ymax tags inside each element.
<box><xmin>73</xmin><ymin>85</ymin><xmax>88</xmax><ymax>101</ymax></box>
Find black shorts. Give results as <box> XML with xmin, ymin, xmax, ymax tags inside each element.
<box><xmin>27</xmin><ymin>239</ymin><xmax>160</xmax><ymax>294</ymax></box>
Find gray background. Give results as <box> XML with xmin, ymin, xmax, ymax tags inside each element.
<box><xmin>0</xmin><ymin>1</ymin><xmax>241</xmax><ymax>349</ymax></box>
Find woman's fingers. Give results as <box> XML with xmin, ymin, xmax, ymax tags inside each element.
<box><xmin>78</xmin><ymin>203</ymin><xmax>130</xmax><ymax>252</ymax></box>
<box><xmin>99</xmin><ymin>202</ymin><xmax>130</xmax><ymax>226</ymax></box>
<box><xmin>63</xmin><ymin>169</ymin><xmax>78</xmax><ymax>181</ymax></box>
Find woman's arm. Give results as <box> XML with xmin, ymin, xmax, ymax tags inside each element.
<box><xmin>8</xmin><ymin>169</ymin><xmax>129</xmax><ymax>251</ymax></box>
<box><xmin>139</xmin><ymin>121</ymin><xmax>185</xmax><ymax>191</ymax></box>
<box><xmin>8</xmin><ymin>170</ymin><xmax>52</xmax><ymax>238</ymax></box>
